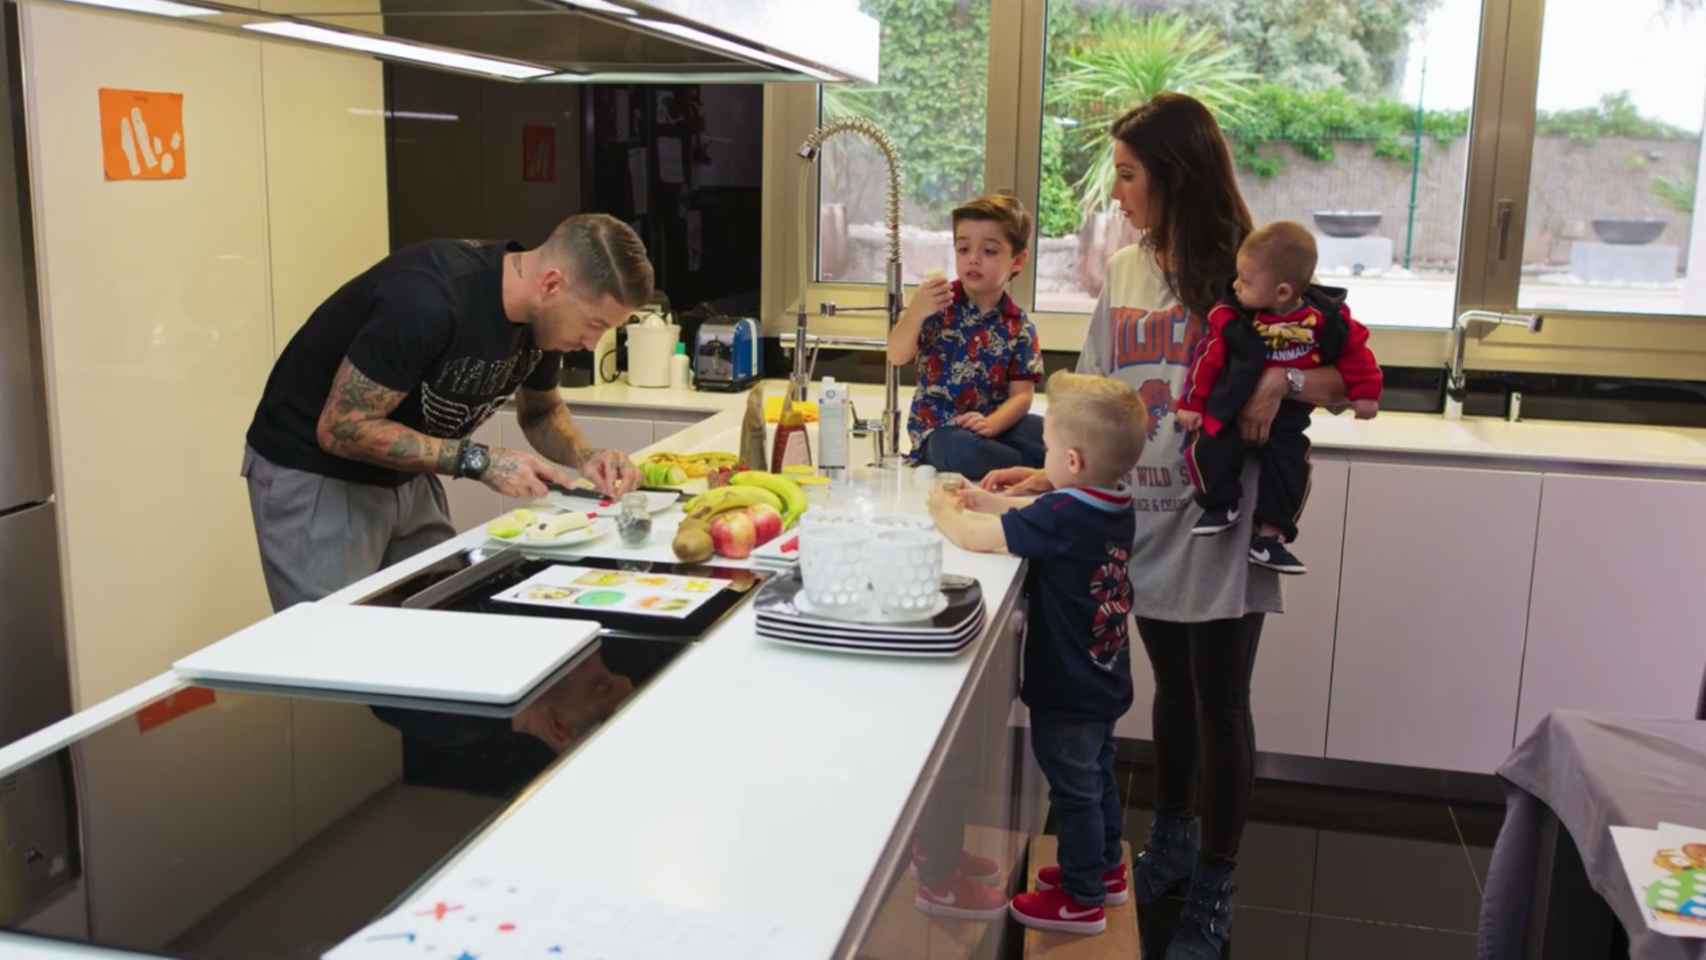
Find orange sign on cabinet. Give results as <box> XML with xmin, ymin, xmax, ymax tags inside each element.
<box><xmin>99</xmin><ymin>88</ymin><xmax>185</xmax><ymax>181</ymax></box>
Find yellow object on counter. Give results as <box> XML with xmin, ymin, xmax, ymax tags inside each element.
<box><xmin>763</xmin><ymin>395</ymin><xmax>818</xmax><ymax>423</ymax></box>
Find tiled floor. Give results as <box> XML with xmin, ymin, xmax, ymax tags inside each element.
<box><xmin>1107</xmin><ymin>761</ymin><xmax>1502</xmax><ymax>959</ymax></box>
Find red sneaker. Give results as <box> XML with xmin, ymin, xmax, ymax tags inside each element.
<box><xmin>1034</xmin><ymin>863</ymin><xmax>1129</xmax><ymax>905</ymax></box>
<box><xmin>1007</xmin><ymin>888</ymin><xmax>1106</xmax><ymax>935</ymax></box>
<box><xmin>914</xmin><ymin>871</ymin><xmax>1009</xmax><ymax>920</ymax></box>
<box><xmin>911</xmin><ymin>842</ymin><xmax>1001</xmax><ymax>885</ymax></box>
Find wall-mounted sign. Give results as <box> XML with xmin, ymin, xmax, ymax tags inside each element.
<box><xmin>522</xmin><ymin>124</ymin><xmax>555</xmax><ymax>183</ymax></box>
<box><xmin>99</xmin><ymin>88</ymin><xmax>185</xmax><ymax>181</ymax></box>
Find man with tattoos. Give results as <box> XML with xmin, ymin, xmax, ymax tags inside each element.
<box><xmin>241</xmin><ymin>213</ymin><xmax>654</xmax><ymax>610</ymax></box>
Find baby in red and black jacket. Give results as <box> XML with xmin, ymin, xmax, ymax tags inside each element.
<box><xmin>1176</xmin><ymin>221</ymin><xmax>1383</xmax><ymax>576</ymax></box>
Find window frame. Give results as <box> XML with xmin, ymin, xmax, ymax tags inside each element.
<box><xmin>760</xmin><ymin>0</ymin><xmax>1706</xmax><ymax>379</ymax></box>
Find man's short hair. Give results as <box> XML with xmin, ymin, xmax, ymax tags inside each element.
<box><xmin>541</xmin><ymin>213</ymin><xmax>655</xmax><ymax>308</ymax></box>
<box><xmin>951</xmin><ymin>192</ymin><xmax>1033</xmax><ymax>256</ymax></box>
<box><xmin>1045</xmin><ymin>371</ymin><xmax>1147</xmax><ymax>484</ymax></box>
<box><xmin>1240</xmin><ymin>221</ymin><xmax>1317</xmax><ymax>291</ymax></box>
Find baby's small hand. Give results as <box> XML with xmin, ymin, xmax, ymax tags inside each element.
<box><xmin>1352</xmin><ymin>399</ymin><xmax>1379</xmax><ymax>420</ymax></box>
<box><xmin>1175</xmin><ymin>409</ymin><xmax>1203</xmax><ymax>432</ymax></box>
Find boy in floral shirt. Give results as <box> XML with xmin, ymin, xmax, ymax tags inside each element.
<box><xmin>887</xmin><ymin>193</ymin><xmax>1045</xmax><ymax>480</ymax></box>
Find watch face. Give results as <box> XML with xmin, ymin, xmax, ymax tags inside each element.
<box><xmin>467</xmin><ymin>447</ymin><xmax>490</xmax><ymax>474</ymax></box>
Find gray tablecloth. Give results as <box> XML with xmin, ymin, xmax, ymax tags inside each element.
<box><xmin>1480</xmin><ymin>711</ymin><xmax>1706</xmax><ymax>960</ymax></box>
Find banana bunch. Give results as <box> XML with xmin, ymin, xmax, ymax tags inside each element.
<box><xmin>680</xmin><ymin>484</ymin><xmax>783</xmax><ymax>520</ymax></box>
<box><xmin>640</xmin><ymin>451</ymin><xmax>737</xmax><ymax>480</ymax></box>
<box><xmin>729</xmin><ymin>471</ymin><xmax>808</xmax><ymax>529</ymax></box>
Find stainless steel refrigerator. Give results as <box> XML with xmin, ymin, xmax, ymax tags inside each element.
<box><xmin>0</xmin><ymin>7</ymin><xmax>78</xmax><ymax>928</ymax></box>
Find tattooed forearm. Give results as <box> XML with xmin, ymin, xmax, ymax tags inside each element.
<box><xmin>315</xmin><ymin>358</ymin><xmax>454</xmax><ymax>475</ymax></box>
<box><xmin>516</xmin><ymin>388</ymin><xmax>589</xmax><ymax>468</ymax></box>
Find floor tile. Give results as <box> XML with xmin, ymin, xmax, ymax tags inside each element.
<box><xmin>1452</xmin><ymin>801</ymin><xmax>1507</xmax><ymax>848</ymax></box>
<box><xmin>1306</xmin><ymin>916</ymin><xmax>1476</xmax><ymax>960</ymax></box>
<box><xmin>1229</xmin><ymin>906</ymin><xmax>1311</xmax><ymax>959</ymax></box>
<box><xmin>1466</xmin><ymin>845</ymin><xmax>1492</xmax><ymax>894</ymax></box>
<box><xmin>1248</xmin><ymin>781</ymin><xmax>1461</xmax><ymax>845</ymax></box>
<box><xmin>1235</xmin><ymin>821</ymin><xmax>1318</xmax><ymax>913</ymax></box>
<box><xmin>1312</xmin><ymin>829</ymin><xmax>1483</xmax><ymax>932</ymax></box>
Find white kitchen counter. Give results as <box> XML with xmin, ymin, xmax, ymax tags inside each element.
<box><xmin>561</xmin><ymin>378</ymin><xmax>1706</xmax><ymax>475</ymax></box>
<box><xmin>303</xmin><ymin>446</ymin><xmax>1027</xmax><ymax>957</ymax></box>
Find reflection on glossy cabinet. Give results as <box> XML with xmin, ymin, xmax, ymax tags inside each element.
<box><xmin>1328</xmin><ymin>462</ymin><xmax>1540</xmax><ymax>773</ymax></box>
<box><xmin>1515</xmin><ymin>474</ymin><xmax>1706</xmax><ymax>741</ymax></box>
<box><xmin>442</xmin><ymin>417</ymin><xmax>502</xmax><ymax>532</ymax></box>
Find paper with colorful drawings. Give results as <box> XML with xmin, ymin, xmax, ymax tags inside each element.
<box><xmin>492</xmin><ymin>565</ymin><xmax>730</xmax><ymax>620</ymax></box>
<box><xmin>322</xmin><ymin>875</ymin><xmax>812</xmax><ymax>959</ymax></box>
<box><xmin>1609</xmin><ymin>823</ymin><xmax>1706</xmax><ymax>938</ymax></box>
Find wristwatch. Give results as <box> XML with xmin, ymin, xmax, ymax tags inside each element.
<box><xmin>1284</xmin><ymin>367</ymin><xmax>1306</xmax><ymax>398</ymax></box>
<box><xmin>454</xmin><ymin>440</ymin><xmax>491</xmax><ymax>480</ymax></box>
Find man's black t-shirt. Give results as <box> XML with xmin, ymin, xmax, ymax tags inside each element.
<box><xmin>246</xmin><ymin>239</ymin><xmax>563</xmax><ymax>487</ymax></box>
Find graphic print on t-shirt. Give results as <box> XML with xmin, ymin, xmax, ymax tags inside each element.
<box><xmin>1087</xmin><ymin>543</ymin><xmax>1133</xmax><ymax>668</ymax></box>
<box><xmin>419</xmin><ymin>350</ymin><xmax>544</xmax><ymax>437</ymax></box>
<box><xmin>1255</xmin><ymin>308</ymin><xmax>1323</xmax><ymax>364</ymax></box>
<box><xmin>1106</xmin><ymin>303</ymin><xmax>1203</xmax><ymax>516</ymax></box>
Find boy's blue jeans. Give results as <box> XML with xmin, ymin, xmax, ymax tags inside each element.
<box><xmin>919</xmin><ymin>414</ymin><xmax>1046</xmax><ymax>481</ymax></box>
<box><xmin>1031</xmin><ymin>710</ymin><xmax>1123</xmax><ymax>905</ymax></box>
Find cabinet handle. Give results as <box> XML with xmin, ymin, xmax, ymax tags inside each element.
<box><xmin>1495</xmin><ymin>199</ymin><xmax>1515</xmax><ymax>260</ymax></box>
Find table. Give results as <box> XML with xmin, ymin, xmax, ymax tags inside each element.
<box><xmin>1479</xmin><ymin>711</ymin><xmax>1706</xmax><ymax>960</ymax></box>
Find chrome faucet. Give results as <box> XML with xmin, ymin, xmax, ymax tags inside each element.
<box><xmin>1444</xmin><ymin>310</ymin><xmax>1544</xmax><ymax>420</ymax></box>
<box><xmin>795</xmin><ymin>117</ymin><xmax>905</xmax><ymax>467</ymax></box>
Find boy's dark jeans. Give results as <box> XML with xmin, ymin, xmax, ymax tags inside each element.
<box><xmin>1185</xmin><ymin>400</ymin><xmax>1314</xmax><ymax>542</ymax></box>
<box><xmin>1030</xmin><ymin>710</ymin><xmax>1123</xmax><ymax>905</ymax></box>
<box><xmin>919</xmin><ymin>413</ymin><xmax>1046</xmax><ymax>481</ymax></box>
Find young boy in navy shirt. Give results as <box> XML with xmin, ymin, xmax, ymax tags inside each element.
<box><xmin>929</xmin><ymin>370</ymin><xmax>1147</xmax><ymax>936</ymax></box>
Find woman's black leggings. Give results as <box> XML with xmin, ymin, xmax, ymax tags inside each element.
<box><xmin>1136</xmin><ymin>613</ymin><xmax>1265</xmax><ymax>866</ymax></box>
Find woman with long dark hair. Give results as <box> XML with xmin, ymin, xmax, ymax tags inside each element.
<box><xmin>986</xmin><ymin>93</ymin><xmax>1348</xmax><ymax>957</ymax></box>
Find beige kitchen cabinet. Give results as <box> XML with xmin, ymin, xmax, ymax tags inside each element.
<box><xmin>1327</xmin><ymin>461</ymin><xmax>1541</xmax><ymax>773</ymax></box>
<box><xmin>1251</xmin><ymin>455</ymin><xmax>1348</xmax><ymax>758</ymax></box>
<box><xmin>1113</xmin><ymin>456</ymin><xmax>1347</xmax><ymax>759</ymax></box>
<box><xmin>496</xmin><ymin>409</ymin><xmax>653</xmax><ymax>513</ymax></box>
<box><xmin>1515</xmin><ymin>473</ymin><xmax>1706</xmax><ymax>741</ymax></box>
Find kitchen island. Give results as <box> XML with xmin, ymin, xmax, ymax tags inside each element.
<box><xmin>0</xmin><ymin>399</ymin><xmax>1044</xmax><ymax>960</ymax></box>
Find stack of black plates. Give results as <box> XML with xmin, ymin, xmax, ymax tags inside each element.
<box><xmin>754</xmin><ymin>571</ymin><xmax>985</xmax><ymax>658</ymax></box>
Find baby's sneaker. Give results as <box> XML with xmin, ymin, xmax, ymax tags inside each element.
<box><xmin>914</xmin><ymin>871</ymin><xmax>1009</xmax><ymax>921</ymax></box>
<box><xmin>1191</xmin><ymin>506</ymin><xmax>1240</xmax><ymax>536</ymax></box>
<box><xmin>1008</xmin><ymin>888</ymin><xmax>1107</xmax><ymax>935</ymax></box>
<box><xmin>1034</xmin><ymin>863</ymin><xmax>1129</xmax><ymax>905</ymax></box>
<box><xmin>1249</xmin><ymin>534</ymin><xmax>1307</xmax><ymax>575</ymax></box>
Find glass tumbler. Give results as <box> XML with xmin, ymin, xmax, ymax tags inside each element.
<box><xmin>799</xmin><ymin>523</ymin><xmax>873</xmax><ymax>615</ymax></box>
<box><xmin>867</xmin><ymin>528</ymin><xmax>944</xmax><ymax>619</ymax></box>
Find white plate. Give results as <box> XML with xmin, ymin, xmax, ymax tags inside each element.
<box><xmin>749</xmin><ymin>531</ymin><xmax>802</xmax><ymax>566</ymax></box>
<box><xmin>487</xmin><ymin>517</ymin><xmax>614</xmax><ymax>550</ymax></box>
<box><xmin>794</xmin><ymin>590</ymin><xmax>950</xmax><ymax>624</ymax></box>
<box><xmin>531</xmin><ymin>489</ymin><xmax>680</xmax><ymax>514</ymax></box>
<box><xmin>760</xmin><ymin>632</ymin><xmax>971</xmax><ymax>659</ymax></box>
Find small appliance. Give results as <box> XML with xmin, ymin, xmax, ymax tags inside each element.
<box><xmin>694</xmin><ymin>317</ymin><xmax>762</xmax><ymax>391</ymax></box>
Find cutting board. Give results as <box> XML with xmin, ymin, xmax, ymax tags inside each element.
<box><xmin>173</xmin><ymin>604</ymin><xmax>600</xmax><ymax>704</ymax></box>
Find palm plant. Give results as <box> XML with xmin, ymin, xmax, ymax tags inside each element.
<box><xmin>1050</xmin><ymin>15</ymin><xmax>1258</xmax><ymax>220</ymax></box>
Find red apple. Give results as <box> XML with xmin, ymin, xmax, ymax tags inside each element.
<box><xmin>709</xmin><ymin>510</ymin><xmax>757</xmax><ymax>559</ymax></box>
<box><xmin>746</xmin><ymin>504</ymin><xmax>784</xmax><ymax>545</ymax></box>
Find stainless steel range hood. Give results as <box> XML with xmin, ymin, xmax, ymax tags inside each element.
<box><xmin>46</xmin><ymin>0</ymin><xmax>880</xmax><ymax>84</ymax></box>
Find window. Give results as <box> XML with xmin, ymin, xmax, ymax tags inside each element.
<box><xmin>1514</xmin><ymin>1</ymin><xmax>1704</xmax><ymax>317</ymax></box>
<box><xmin>815</xmin><ymin>0</ymin><xmax>990</xmax><ymax>285</ymax></box>
<box><xmin>1035</xmin><ymin>0</ymin><xmax>1478</xmax><ymax>327</ymax></box>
